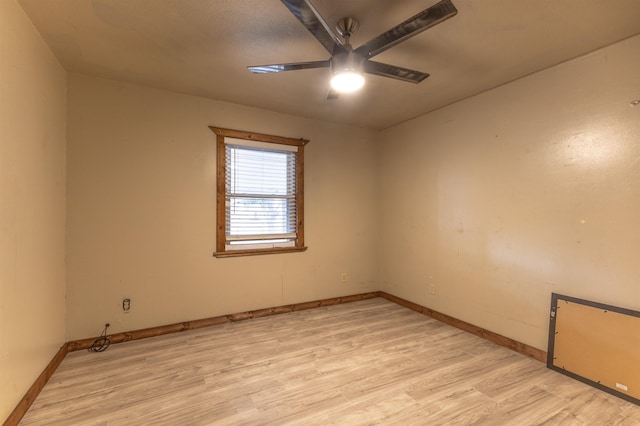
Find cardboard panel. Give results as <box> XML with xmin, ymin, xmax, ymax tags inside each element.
<box><xmin>547</xmin><ymin>293</ymin><xmax>640</xmax><ymax>404</ymax></box>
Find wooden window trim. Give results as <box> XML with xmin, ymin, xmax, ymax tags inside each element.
<box><xmin>210</xmin><ymin>126</ymin><xmax>308</xmax><ymax>257</ymax></box>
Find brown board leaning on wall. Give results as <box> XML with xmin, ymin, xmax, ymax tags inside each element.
<box><xmin>547</xmin><ymin>293</ymin><xmax>640</xmax><ymax>405</ymax></box>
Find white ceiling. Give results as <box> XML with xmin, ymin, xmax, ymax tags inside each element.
<box><xmin>19</xmin><ymin>0</ymin><xmax>640</xmax><ymax>130</ymax></box>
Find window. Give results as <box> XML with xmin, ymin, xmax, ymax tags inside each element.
<box><xmin>210</xmin><ymin>127</ymin><xmax>308</xmax><ymax>257</ymax></box>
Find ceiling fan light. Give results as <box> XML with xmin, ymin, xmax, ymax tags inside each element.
<box><xmin>330</xmin><ymin>71</ymin><xmax>365</xmax><ymax>93</ymax></box>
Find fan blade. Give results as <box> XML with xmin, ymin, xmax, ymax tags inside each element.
<box><xmin>248</xmin><ymin>60</ymin><xmax>330</xmax><ymax>74</ymax></box>
<box><xmin>326</xmin><ymin>88</ymin><xmax>340</xmax><ymax>100</ymax></box>
<box><xmin>355</xmin><ymin>0</ymin><xmax>457</xmax><ymax>59</ymax></box>
<box><xmin>281</xmin><ymin>0</ymin><xmax>345</xmax><ymax>55</ymax></box>
<box><xmin>364</xmin><ymin>60</ymin><xmax>429</xmax><ymax>83</ymax></box>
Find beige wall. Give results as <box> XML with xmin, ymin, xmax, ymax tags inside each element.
<box><xmin>0</xmin><ymin>0</ymin><xmax>67</xmax><ymax>420</ymax></box>
<box><xmin>65</xmin><ymin>74</ymin><xmax>379</xmax><ymax>340</ymax></box>
<box><xmin>380</xmin><ymin>35</ymin><xmax>640</xmax><ymax>350</ymax></box>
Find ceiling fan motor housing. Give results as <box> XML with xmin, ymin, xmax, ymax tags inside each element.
<box><xmin>330</xmin><ymin>48</ymin><xmax>365</xmax><ymax>93</ymax></box>
<box><xmin>331</xmin><ymin>49</ymin><xmax>364</xmax><ymax>75</ymax></box>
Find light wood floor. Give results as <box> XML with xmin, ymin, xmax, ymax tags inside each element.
<box><xmin>20</xmin><ymin>298</ymin><xmax>640</xmax><ymax>425</ymax></box>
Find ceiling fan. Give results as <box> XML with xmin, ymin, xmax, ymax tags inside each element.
<box><xmin>248</xmin><ymin>0</ymin><xmax>458</xmax><ymax>98</ymax></box>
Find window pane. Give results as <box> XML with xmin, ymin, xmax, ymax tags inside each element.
<box><xmin>225</xmin><ymin>144</ymin><xmax>297</xmax><ymax>245</ymax></box>
<box><xmin>227</xmin><ymin>147</ymin><xmax>295</xmax><ymax>196</ymax></box>
<box><xmin>227</xmin><ymin>196</ymin><xmax>296</xmax><ymax>236</ymax></box>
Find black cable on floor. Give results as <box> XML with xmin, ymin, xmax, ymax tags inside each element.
<box><xmin>88</xmin><ymin>323</ymin><xmax>111</xmax><ymax>352</ymax></box>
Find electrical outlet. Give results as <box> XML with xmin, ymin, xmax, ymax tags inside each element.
<box><xmin>429</xmin><ymin>284</ymin><xmax>436</xmax><ymax>295</ymax></box>
<box><xmin>122</xmin><ymin>298</ymin><xmax>131</xmax><ymax>312</ymax></box>
<box><xmin>340</xmin><ymin>272</ymin><xmax>347</xmax><ymax>283</ymax></box>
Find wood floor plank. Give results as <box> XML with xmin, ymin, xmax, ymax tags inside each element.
<box><xmin>19</xmin><ymin>298</ymin><xmax>640</xmax><ymax>425</ymax></box>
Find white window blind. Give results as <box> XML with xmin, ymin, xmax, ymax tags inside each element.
<box><xmin>225</xmin><ymin>138</ymin><xmax>298</xmax><ymax>250</ymax></box>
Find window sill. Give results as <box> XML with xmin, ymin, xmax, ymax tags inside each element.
<box><xmin>213</xmin><ymin>246</ymin><xmax>308</xmax><ymax>258</ymax></box>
